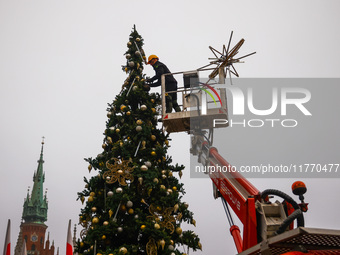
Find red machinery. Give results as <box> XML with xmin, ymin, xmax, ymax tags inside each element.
<box><xmin>159</xmin><ymin>32</ymin><xmax>340</xmax><ymax>254</ymax></box>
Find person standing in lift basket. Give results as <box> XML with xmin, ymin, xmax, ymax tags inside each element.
<box><xmin>146</xmin><ymin>55</ymin><xmax>181</xmax><ymax>113</ymax></box>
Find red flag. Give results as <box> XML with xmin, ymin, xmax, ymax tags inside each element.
<box><xmin>3</xmin><ymin>219</ymin><xmax>10</xmax><ymax>255</ymax></box>
<box><xmin>66</xmin><ymin>220</ymin><xmax>73</xmax><ymax>255</ymax></box>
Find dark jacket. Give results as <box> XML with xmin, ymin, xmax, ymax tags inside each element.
<box><xmin>148</xmin><ymin>61</ymin><xmax>177</xmax><ymax>92</ymax></box>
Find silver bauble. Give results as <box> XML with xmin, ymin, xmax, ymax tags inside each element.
<box><xmin>140</xmin><ymin>105</ymin><xmax>147</xmax><ymax>111</ymax></box>
<box><xmin>145</xmin><ymin>161</ymin><xmax>152</xmax><ymax>167</ymax></box>
<box><xmin>126</xmin><ymin>201</ymin><xmax>133</xmax><ymax>208</ymax></box>
<box><xmin>116</xmin><ymin>187</ymin><xmax>123</xmax><ymax>193</ymax></box>
<box><xmin>107</xmin><ymin>191</ymin><xmax>114</xmax><ymax>197</ymax></box>
<box><xmin>128</xmin><ymin>61</ymin><xmax>135</xmax><ymax>67</ymax></box>
<box><xmin>136</xmin><ymin>126</ymin><xmax>142</xmax><ymax>132</ymax></box>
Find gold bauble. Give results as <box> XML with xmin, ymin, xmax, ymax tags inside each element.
<box><xmin>151</xmin><ymin>108</ymin><xmax>156</xmax><ymax>114</ymax></box>
<box><xmin>92</xmin><ymin>217</ymin><xmax>99</xmax><ymax>224</ymax></box>
<box><xmin>91</xmin><ymin>207</ymin><xmax>97</xmax><ymax>212</ymax></box>
<box><xmin>126</xmin><ymin>111</ymin><xmax>131</xmax><ymax>115</ymax></box>
<box><xmin>176</xmin><ymin>227</ymin><xmax>182</xmax><ymax>235</ymax></box>
<box><xmin>80</xmin><ymin>242</ymin><xmax>84</xmax><ymax>247</ymax></box>
<box><xmin>136</xmin><ymin>37</ymin><xmax>141</xmax><ymax>42</ymax></box>
<box><xmin>170</xmin><ymin>240</ymin><xmax>174</xmax><ymax>245</ymax></box>
<box><xmin>88</xmin><ymin>196</ymin><xmax>94</xmax><ymax>202</ymax></box>
<box><xmin>120</xmin><ymin>205</ymin><xmax>127</xmax><ymax>211</ymax></box>
<box><xmin>90</xmin><ymin>192</ymin><xmax>95</xmax><ymax>197</ymax></box>
<box><xmin>151</xmin><ymin>99</ymin><xmax>155</xmax><ymax>103</ymax></box>
<box><xmin>119</xmin><ymin>247</ymin><xmax>127</xmax><ymax>254</ymax></box>
<box><xmin>150</xmin><ymin>135</ymin><xmax>156</xmax><ymax>141</ymax></box>
<box><xmin>168</xmin><ymin>171</ymin><xmax>173</xmax><ymax>177</ymax></box>
<box><xmin>141</xmin><ymin>165</ymin><xmax>148</xmax><ymax>171</ymax></box>
<box><xmin>103</xmin><ymin>221</ymin><xmax>109</xmax><ymax>226</ymax></box>
<box><xmin>172</xmin><ymin>186</ymin><xmax>177</xmax><ymax>191</ymax></box>
<box><xmin>136</xmin><ymin>119</ymin><xmax>143</xmax><ymax>125</ymax></box>
<box><xmin>153</xmin><ymin>178</ymin><xmax>159</xmax><ymax>183</ymax></box>
<box><xmin>140</xmin><ymin>225</ymin><xmax>146</xmax><ymax>230</ymax></box>
<box><xmin>151</xmin><ymin>151</ymin><xmax>156</xmax><ymax>156</ymax></box>
<box><xmin>192</xmin><ymin>219</ymin><xmax>196</xmax><ymax>227</ymax></box>
<box><xmin>160</xmin><ymin>185</ymin><xmax>166</xmax><ymax>190</ymax></box>
<box><xmin>116</xmin><ymin>128</ymin><xmax>120</xmax><ymax>133</ymax></box>
<box><xmin>154</xmin><ymin>223</ymin><xmax>160</xmax><ymax>229</ymax></box>
<box><xmin>101</xmin><ymin>235</ymin><xmax>106</xmax><ymax>240</ymax></box>
<box><xmin>128</xmin><ymin>208</ymin><xmax>134</xmax><ymax>215</ymax></box>
<box><xmin>120</xmin><ymin>105</ymin><xmax>126</xmax><ymax>111</ymax></box>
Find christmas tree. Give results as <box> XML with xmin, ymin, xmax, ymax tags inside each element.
<box><xmin>76</xmin><ymin>26</ymin><xmax>201</xmax><ymax>255</ymax></box>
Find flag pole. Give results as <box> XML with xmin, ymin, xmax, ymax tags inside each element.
<box><xmin>66</xmin><ymin>220</ymin><xmax>73</xmax><ymax>255</ymax></box>
<box><xmin>3</xmin><ymin>219</ymin><xmax>11</xmax><ymax>255</ymax></box>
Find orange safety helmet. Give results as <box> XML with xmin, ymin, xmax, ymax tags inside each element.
<box><xmin>147</xmin><ymin>55</ymin><xmax>159</xmax><ymax>64</ymax></box>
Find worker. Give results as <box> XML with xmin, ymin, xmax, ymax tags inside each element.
<box><xmin>146</xmin><ymin>55</ymin><xmax>181</xmax><ymax>113</ymax></box>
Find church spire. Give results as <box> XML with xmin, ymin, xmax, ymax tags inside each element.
<box><xmin>22</xmin><ymin>138</ymin><xmax>48</xmax><ymax>224</ymax></box>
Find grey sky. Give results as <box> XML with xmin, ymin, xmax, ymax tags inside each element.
<box><xmin>1</xmin><ymin>1</ymin><xmax>340</xmax><ymax>255</ymax></box>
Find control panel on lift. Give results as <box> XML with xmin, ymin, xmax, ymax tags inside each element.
<box><xmin>161</xmin><ymin>69</ymin><xmax>229</xmax><ymax>133</ymax></box>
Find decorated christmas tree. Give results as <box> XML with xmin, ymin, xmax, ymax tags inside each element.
<box><xmin>76</xmin><ymin>26</ymin><xmax>201</xmax><ymax>255</ymax></box>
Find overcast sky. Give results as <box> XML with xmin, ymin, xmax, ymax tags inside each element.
<box><xmin>1</xmin><ymin>1</ymin><xmax>340</xmax><ymax>255</ymax></box>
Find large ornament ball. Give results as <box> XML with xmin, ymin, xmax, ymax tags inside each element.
<box><xmin>184</xmin><ymin>202</ymin><xmax>189</xmax><ymax>208</ymax></box>
<box><xmin>168</xmin><ymin>245</ymin><xmax>174</xmax><ymax>251</ymax></box>
<box><xmin>176</xmin><ymin>227</ymin><xmax>183</xmax><ymax>235</ymax></box>
<box><xmin>167</xmin><ymin>189</ymin><xmax>173</xmax><ymax>194</ymax></box>
<box><xmin>103</xmin><ymin>221</ymin><xmax>109</xmax><ymax>226</ymax></box>
<box><xmin>117</xmin><ymin>227</ymin><xmax>123</xmax><ymax>233</ymax></box>
<box><xmin>136</xmin><ymin>119</ymin><xmax>143</xmax><ymax>125</ymax></box>
<box><xmin>119</xmin><ymin>247</ymin><xmax>127</xmax><ymax>254</ymax></box>
<box><xmin>136</xmin><ymin>126</ymin><xmax>142</xmax><ymax>132</ymax></box>
<box><xmin>135</xmin><ymin>51</ymin><xmax>140</xmax><ymax>55</ymax></box>
<box><xmin>161</xmin><ymin>170</ymin><xmax>166</xmax><ymax>175</ymax></box>
<box><xmin>128</xmin><ymin>61</ymin><xmax>135</xmax><ymax>67</ymax></box>
<box><xmin>151</xmin><ymin>135</ymin><xmax>156</xmax><ymax>141</ymax></box>
<box><xmin>125</xmin><ymin>54</ymin><xmax>131</xmax><ymax>59</ymax></box>
<box><xmin>90</xmin><ymin>192</ymin><xmax>95</xmax><ymax>197</ymax></box>
<box><xmin>136</xmin><ymin>37</ymin><xmax>141</xmax><ymax>42</ymax></box>
<box><xmin>88</xmin><ymin>196</ymin><xmax>94</xmax><ymax>202</ymax></box>
<box><xmin>101</xmin><ymin>235</ymin><xmax>106</xmax><ymax>240</ymax></box>
<box><xmin>107</xmin><ymin>190</ymin><xmax>113</xmax><ymax>197</ymax></box>
<box><xmin>141</xmin><ymin>165</ymin><xmax>148</xmax><ymax>171</ymax></box>
<box><xmin>154</xmin><ymin>223</ymin><xmax>160</xmax><ymax>229</ymax></box>
<box><xmin>160</xmin><ymin>185</ymin><xmax>166</xmax><ymax>190</ymax></box>
<box><xmin>134</xmin><ymin>214</ymin><xmax>139</xmax><ymax>219</ymax></box>
<box><xmin>92</xmin><ymin>217</ymin><xmax>99</xmax><ymax>224</ymax></box>
<box><xmin>116</xmin><ymin>128</ymin><xmax>120</xmax><ymax>133</ymax></box>
<box><xmin>140</xmin><ymin>225</ymin><xmax>146</xmax><ymax>230</ymax></box>
<box><xmin>109</xmin><ymin>127</ymin><xmax>115</xmax><ymax>132</ymax></box>
<box><xmin>126</xmin><ymin>111</ymin><xmax>131</xmax><ymax>116</ymax></box>
<box><xmin>153</xmin><ymin>178</ymin><xmax>159</xmax><ymax>184</ymax></box>
<box><xmin>162</xmin><ymin>174</ymin><xmax>167</xmax><ymax>179</ymax></box>
<box><xmin>116</xmin><ymin>187</ymin><xmax>123</xmax><ymax>193</ymax></box>
<box><xmin>145</xmin><ymin>161</ymin><xmax>152</xmax><ymax>167</ymax></box>
<box><xmin>140</xmin><ymin>105</ymin><xmax>147</xmax><ymax>111</ymax></box>
<box><xmin>127</xmin><ymin>41</ymin><xmax>132</xmax><ymax>47</ymax></box>
<box><xmin>91</xmin><ymin>207</ymin><xmax>97</xmax><ymax>212</ymax></box>
<box><xmin>128</xmin><ymin>208</ymin><xmax>134</xmax><ymax>215</ymax></box>
<box><xmin>151</xmin><ymin>151</ymin><xmax>156</xmax><ymax>156</ymax></box>
<box><xmin>126</xmin><ymin>201</ymin><xmax>133</xmax><ymax>208</ymax></box>
<box><xmin>132</xmin><ymin>85</ymin><xmax>138</xmax><ymax>91</ymax></box>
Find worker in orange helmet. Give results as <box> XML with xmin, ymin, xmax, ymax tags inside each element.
<box><xmin>146</xmin><ymin>55</ymin><xmax>181</xmax><ymax>113</ymax></box>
